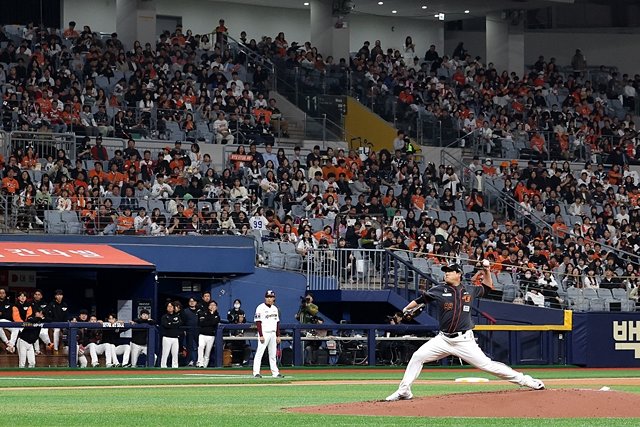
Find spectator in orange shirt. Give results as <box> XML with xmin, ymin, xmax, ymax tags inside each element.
<box><xmin>106</xmin><ymin>163</ymin><xmax>126</xmax><ymax>186</ymax></box>
<box><xmin>169</xmin><ymin>152</ymin><xmax>185</xmax><ymax>172</ymax></box>
<box><xmin>482</xmin><ymin>158</ymin><xmax>497</xmax><ymax>176</ymax></box>
<box><xmin>1</xmin><ymin>169</ymin><xmax>19</xmax><ymax>195</ymax></box>
<box><xmin>608</xmin><ymin>164</ymin><xmax>623</xmax><ymax>185</ymax></box>
<box><xmin>117</xmin><ymin>207</ymin><xmax>136</xmax><ymax>234</ymax></box>
<box><xmin>21</xmin><ymin>146</ymin><xmax>38</xmax><ymax>170</ymax></box>
<box><xmin>63</xmin><ymin>21</ymin><xmax>79</xmax><ymax>39</ymax></box>
<box><xmin>313</xmin><ymin>225</ymin><xmax>334</xmax><ymax>246</ymax></box>
<box><xmin>551</xmin><ymin>214</ymin><xmax>569</xmax><ymax>239</ymax></box>
<box><xmin>89</xmin><ymin>162</ymin><xmax>109</xmax><ymax>184</ymax></box>
<box><xmin>530</xmin><ymin>132</ymin><xmax>546</xmax><ymax>157</ymax></box>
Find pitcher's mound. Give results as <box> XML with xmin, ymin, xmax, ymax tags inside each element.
<box><xmin>288</xmin><ymin>389</ymin><xmax>640</xmax><ymax>418</ymax></box>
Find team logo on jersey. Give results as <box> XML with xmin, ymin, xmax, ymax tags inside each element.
<box><xmin>613</xmin><ymin>321</ymin><xmax>640</xmax><ymax>358</ymax></box>
<box><xmin>462</xmin><ymin>295</ymin><xmax>471</xmax><ymax>303</ymax></box>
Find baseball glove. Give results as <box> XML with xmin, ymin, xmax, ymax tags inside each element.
<box><xmin>402</xmin><ymin>304</ymin><xmax>425</xmax><ymax>322</ymax></box>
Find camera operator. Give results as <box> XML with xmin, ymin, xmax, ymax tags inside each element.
<box><xmin>225</xmin><ymin>299</ymin><xmax>250</xmax><ymax>365</ymax></box>
<box><xmin>295</xmin><ymin>292</ymin><xmax>319</xmax><ymax>324</ymax></box>
<box><xmin>380</xmin><ymin>312</ymin><xmax>403</xmax><ymax>365</ymax></box>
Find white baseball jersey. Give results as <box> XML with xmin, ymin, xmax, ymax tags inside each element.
<box><xmin>254</xmin><ymin>303</ymin><xmax>279</xmax><ymax>333</ymax></box>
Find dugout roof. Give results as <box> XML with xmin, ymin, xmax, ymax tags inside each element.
<box><xmin>0</xmin><ymin>242</ymin><xmax>155</xmax><ymax>270</ymax></box>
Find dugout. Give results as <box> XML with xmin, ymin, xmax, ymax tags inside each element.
<box><xmin>0</xmin><ymin>235</ymin><xmax>258</xmax><ymax>319</ymax></box>
<box><xmin>0</xmin><ymin>242</ymin><xmax>157</xmax><ymax>320</ymax></box>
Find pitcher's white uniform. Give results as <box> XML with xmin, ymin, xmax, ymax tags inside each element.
<box><xmin>252</xmin><ymin>299</ymin><xmax>280</xmax><ymax>377</ymax></box>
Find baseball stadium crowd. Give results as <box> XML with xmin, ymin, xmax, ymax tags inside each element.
<box><xmin>0</xmin><ymin>20</ymin><xmax>638</xmax><ymax>318</ymax></box>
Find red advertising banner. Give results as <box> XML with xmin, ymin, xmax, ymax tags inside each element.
<box><xmin>0</xmin><ymin>242</ymin><xmax>153</xmax><ymax>267</ymax></box>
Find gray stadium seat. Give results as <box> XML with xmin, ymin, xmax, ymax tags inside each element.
<box><xmin>596</xmin><ymin>288</ymin><xmax>613</xmax><ymax>300</ymax></box>
<box><xmin>308</xmin><ymin>218</ymin><xmax>324</xmax><ymax>232</ymax></box>
<box><xmin>267</xmin><ymin>252</ymin><xmax>285</xmax><ymax>269</ymax></box>
<box><xmin>588</xmin><ymin>299</ymin><xmax>606</xmax><ymax>311</ymax></box>
<box><xmin>44</xmin><ymin>211</ymin><xmax>65</xmax><ymax>234</ymax></box>
<box><xmin>412</xmin><ymin>258</ymin><xmax>431</xmax><ymax>274</ymax></box>
<box><xmin>61</xmin><ymin>211</ymin><xmax>82</xmax><ymax>234</ymax></box>
<box><xmin>582</xmin><ymin>288</ymin><xmax>598</xmax><ymax>299</ymax></box>
<box><xmin>502</xmin><ymin>284</ymin><xmax>520</xmax><ymax>303</ymax></box>
<box><xmin>284</xmin><ymin>253</ymin><xmax>303</xmax><ymax>270</ymax></box>
<box><xmin>279</xmin><ymin>242</ymin><xmax>297</xmax><ymax>254</ymax></box>
<box><xmin>611</xmin><ymin>288</ymin><xmax>628</xmax><ymax>301</ymax></box>
<box><xmin>497</xmin><ymin>272</ymin><xmax>514</xmax><ymax>285</ymax></box>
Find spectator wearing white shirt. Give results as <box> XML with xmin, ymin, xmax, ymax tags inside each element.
<box><xmin>56</xmin><ymin>190</ymin><xmax>72</xmax><ymax>211</ymax></box>
<box><xmin>463</xmin><ymin>112</ymin><xmax>477</xmax><ymax>133</ymax></box>
<box><xmin>151</xmin><ymin>174</ymin><xmax>173</xmax><ymax>199</ymax></box>
<box><xmin>134</xmin><ymin>207</ymin><xmax>150</xmax><ymax>234</ymax></box>
<box><xmin>623</xmin><ymin>164</ymin><xmax>640</xmax><ymax>186</ymax></box>
<box><xmin>616</xmin><ymin>206</ymin><xmax>630</xmax><ymax>225</ymax></box>
<box><xmin>226</xmin><ymin>72</ymin><xmax>244</xmax><ymax>92</ymax></box>
<box><xmin>583</xmin><ymin>268</ymin><xmax>600</xmax><ymax>289</ymax></box>
<box><xmin>249</xmin><ymin>207</ymin><xmax>269</xmax><ymax>231</ymax></box>
<box><xmin>623</xmin><ymin>79</ymin><xmax>637</xmax><ymax>110</ymax></box>
<box><xmin>480</xmin><ymin>121</ymin><xmax>495</xmax><ymax>155</ymax></box>
<box><xmin>212</xmin><ymin>112</ymin><xmax>234</xmax><ymax>144</ymax></box>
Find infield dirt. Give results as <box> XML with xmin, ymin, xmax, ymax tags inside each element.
<box><xmin>289</xmin><ymin>389</ymin><xmax>640</xmax><ymax>418</ymax></box>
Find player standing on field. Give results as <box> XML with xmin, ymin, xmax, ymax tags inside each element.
<box><xmin>252</xmin><ymin>290</ymin><xmax>284</xmax><ymax>378</ymax></box>
<box><xmin>15</xmin><ymin>308</ymin><xmax>45</xmax><ymax>368</ymax></box>
<box><xmin>386</xmin><ymin>261</ymin><xmax>545</xmax><ymax>401</ymax></box>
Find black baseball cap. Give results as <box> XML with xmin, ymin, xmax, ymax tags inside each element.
<box><xmin>265</xmin><ymin>290</ymin><xmax>276</xmax><ymax>298</ymax></box>
<box><xmin>441</xmin><ymin>263</ymin><xmax>463</xmax><ymax>273</ymax></box>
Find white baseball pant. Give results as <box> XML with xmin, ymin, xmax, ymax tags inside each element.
<box><xmin>17</xmin><ymin>338</ymin><xmax>35</xmax><ymax>368</ymax></box>
<box><xmin>253</xmin><ymin>331</ymin><xmax>279</xmax><ymax>377</ymax></box>
<box><xmin>0</xmin><ymin>319</ymin><xmax>19</xmax><ymax>346</ymax></box>
<box><xmin>52</xmin><ymin>328</ymin><xmax>61</xmax><ymax>351</ymax></box>
<box><xmin>130</xmin><ymin>342</ymin><xmax>148</xmax><ymax>367</ymax></box>
<box><xmin>396</xmin><ymin>331</ymin><xmax>527</xmax><ymax>395</ymax></box>
<box><xmin>103</xmin><ymin>344</ymin><xmax>118</xmax><ymax>366</ymax></box>
<box><xmin>113</xmin><ymin>344</ymin><xmax>131</xmax><ymax>365</ymax></box>
<box><xmin>197</xmin><ymin>334</ymin><xmax>215</xmax><ymax>367</ymax></box>
<box><xmin>33</xmin><ymin>329</ymin><xmax>52</xmax><ymax>353</ymax></box>
<box><xmin>77</xmin><ymin>345</ymin><xmax>88</xmax><ymax>368</ymax></box>
<box><xmin>85</xmin><ymin>343</ymin><xmax>112</xmax><ymax>367</ymax></box>
<box><xmin>160</xmin><ymin>336</ymin><xmax>179</xmax><ymax>368</ymax></box>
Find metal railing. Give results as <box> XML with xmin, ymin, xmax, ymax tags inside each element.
<box><xmin>305</xmin><ymin>248</ymin><xmax>438</xmax><ymax>299</ymax></box>
<box><xmin>4</xmin><ymin>131</ymin><xmax>76</xmax><ymax>162</ymax></box>
<box><xmin>306</xmin><ymin>248</ymin><xmax>387</xmax><ymax>291</ymax></box>
<box><xmin>215</xmin><ymin>322</ymin><xmax>437</xmax><ymax>367</ymax></box>
<box><xmin>0</xmin><ymin>321</ymin><xmax>156</xmax><ymax>368</ymax></box>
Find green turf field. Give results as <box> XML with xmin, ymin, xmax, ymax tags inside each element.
<box><xmin>0</xmin><ymin>368</ymin><xmax>638</xmax><ymax>426</ymax></box>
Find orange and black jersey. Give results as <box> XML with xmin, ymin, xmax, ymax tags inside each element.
<box><xmin>413</xmin><ymin>282</ymin><xmax>492</xmax><ymax>334</ymax></box>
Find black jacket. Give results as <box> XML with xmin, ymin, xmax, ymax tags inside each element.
<box><xmin>198</xmin><ymin>310</ymin><xmax>220</xmax><ymax>336</ymax></box>
<box><xmin>181</xmin><ymin>307</ymin><xmax>199</xmax><ymax>328</ymax></box>
<box><xmin>101</xmin><ymin>323</ymin><xmax>125</xmax><ymax>345</ymax></box>
<box><xmin>31</xmin><ymin>299</ymin><xmax>48</xmax><ymax>314</ymax></box>
<box><xmin>226</xmin><ymin>308</ymin><xmax>245</xmax><ymax>323</ymax></box>
<box><xmin>0</xmin><ymin>298</ymin><xmax>11</xmax><ymax>320</ymax></box>
<box><xmin>161</xmin><ymin>313</ymin><xmax>183</xmax><ymax>338</ymax></box>
<box><xmin>131</xmin><ymin>318</ymin><xmax>156</xmax><ymax>346</ymax></box>
<box><xmin>17</xmin><ymin>315</ymin><xmax>42</xmax><ymax>344</ymax></box>
<box><xmin>46</xmin><ymin>300</ymin><xmax>69</xmax><ymax>322</ymax></box>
